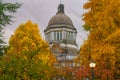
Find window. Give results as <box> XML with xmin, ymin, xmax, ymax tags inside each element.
<box><xmin>54</xmin><ymin>31</ymin><xmax>63</xmax><ymax>41</ymax></box>
<box><xmin>54</xmin><ymin>31</ymin><xmax>57</xmax><ymax>40</ymax></box>
<box><xmin>66</xmin><ymin>31</ymin><xmax>68</xmax><ymax>40</ymax></box>
<box><xmin>71</xmin><ymin>32</ymin><xmax>73</xmax><ymax>41</ymax></box>
<box><xmin>60</xmin><ymin>31</ymin><xmax>62</xmax><ymax>40</ymax></box>
<box><xmin>57</xmin><ymin>31</ymin><xmax>59</xmax><ymax>40</ymax></box>
<box><xmin>68</xmin><ymin>31</ymin><xmax>70</xmax><ymax>40</ymax></box>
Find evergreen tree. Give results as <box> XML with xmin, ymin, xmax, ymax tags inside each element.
<box><xmin>0</xmin><ymin>0</ymin><xmax>20</xmax><ymax>55</ymax></box>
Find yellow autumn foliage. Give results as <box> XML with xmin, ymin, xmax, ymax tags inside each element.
<box><xmin>7</xmin><ymin>20</ymin><xmax>56</xmax><ymax>65</ymax></box>
<box><xmin>79</xmin><ymin>0</ymin><xmax>120</xmax><ymax>79</ymax></box>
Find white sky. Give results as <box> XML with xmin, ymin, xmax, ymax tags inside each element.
<box><xmin>4</xmin><ymin>0</ymin><xmax>88</xmax><ymax>47</ymax></box>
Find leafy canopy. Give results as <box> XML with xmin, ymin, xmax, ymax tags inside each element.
<box><xmin>79</xmin><ymin>0</ymin><xmax>120</xmax><ymax>79</ymax></box>
<box><xmin>0</xmin><ymin>21</ymin><xmax>56</xmax><ymax>80</ymax></box>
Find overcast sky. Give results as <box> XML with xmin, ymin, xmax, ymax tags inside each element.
<box><xmin>4</xmin><ymin>0</ymin><xmax>88</xmax><ymax>47</ymax></box>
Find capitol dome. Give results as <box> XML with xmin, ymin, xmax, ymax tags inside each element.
<box><xmin>46</xmin><ymin>4</ymin><xmax>76</xmax><ymax>30</ymax></box>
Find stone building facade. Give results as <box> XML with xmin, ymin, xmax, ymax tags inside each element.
<box><xmin>44</xmin><ymin>3</ymin><xmax>78</xmax><ymax>66</ymax></box>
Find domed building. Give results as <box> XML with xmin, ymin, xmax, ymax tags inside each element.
<box><xmin>44</xmin><ymin>3</ymin><xmax>78</xmax><ymax>66</ymax></box>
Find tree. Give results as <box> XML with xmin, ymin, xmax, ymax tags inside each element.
<box><xmin>0</xmin><ymin>21</ymin><xmax>56</xmax><ymax>79</ymax></box>
<box><xmin>79</xmin><ymin>0</ymin><xmax>120</xmax><ymax>79</ymax></box>
<box><xmin>0</xmin><ymin>0</ymin><xmax>21</xmax><ymax>55</ymax></box>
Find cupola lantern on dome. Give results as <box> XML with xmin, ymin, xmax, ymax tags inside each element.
<box><xmin>57</xmin><ymin>3</ymin><xmax>64</xmax><ymax>14</ymax></box>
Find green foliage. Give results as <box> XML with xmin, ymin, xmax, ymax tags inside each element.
<box><xmin>0</xmin><ymin>0</ymin><xmax>21</xmax><ymax>55</ymax></box>
<box><xmin>0</xmin><ymin>1</ymin><xmax>21</xmax><ymax>27</ymax></box>
<box><xmin>0</xmin><ymin>55</ymin><xmax>55</xmax><ymax>80</ymax></box>
<box><xmin>82</xmin><ymin>24</ymin><xmax>91</xmax><ymax>31</ymax></box>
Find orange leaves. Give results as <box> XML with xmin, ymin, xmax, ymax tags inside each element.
<box><xmin>8</xmin><ymin>21</ymin><xmax>41</xmax><ymax>54</ymax></box>
<box><xmin>106</xmin><ymin>29</ymin><xmax>120</xmax><ymax>43</ymax></box>
<box><xmin>6</xmin><ymin>20</ymin><xmax>56</xmax><ymax>66</ymax></box>
<box><xmin>48</xmin><ymin>54</ymin><xmax>57</xmax><ymax>65</ymax></box>
<box><xmin>2</xmin><ymin>20</ymin><xmax>58</xmax><ymax>79</ymax></box>
<box><xmin>80</xmin><ymin>0</ymin><xmax>120</xmax><ymax>79</ymax></box>
<box><xmin>83</xmin><ymin>0</ymin><xmax>120</xmax><ymax>33</ymax></box>
<box><xmin>92</xmin><ymin>43</ymin><xmax>115</xmax><ymax>55</ymax></box>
